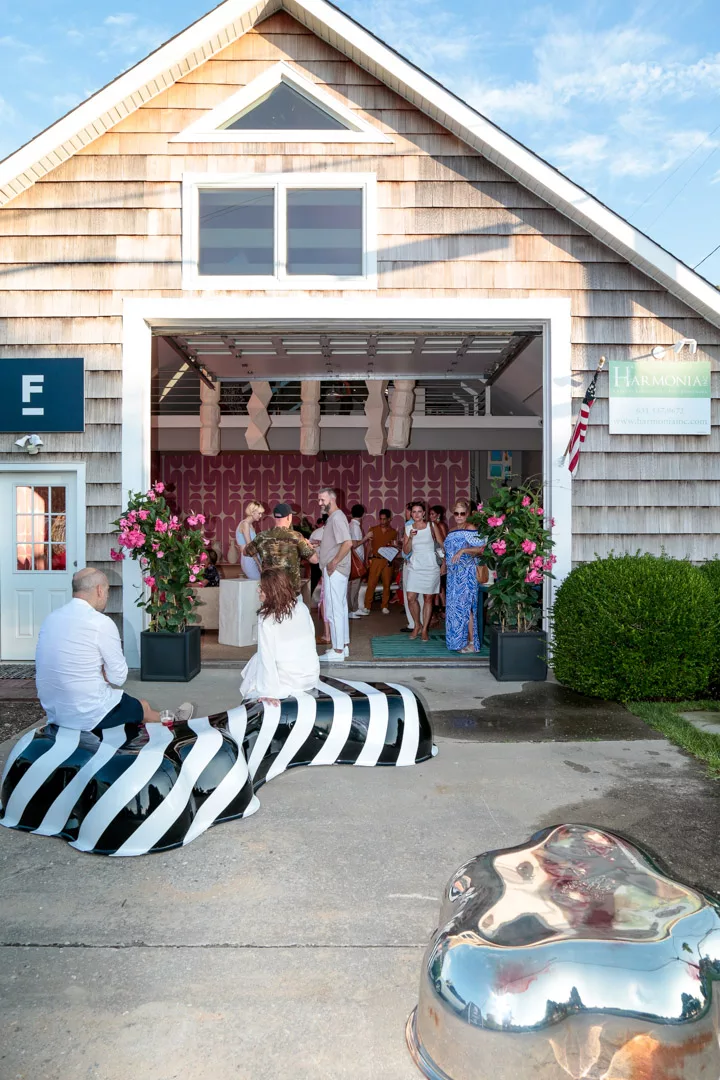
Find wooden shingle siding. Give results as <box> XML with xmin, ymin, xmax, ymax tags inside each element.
<box><xmin>0</xmin><ymin>7</ymin><xmax>717</xmax><ymax>595</ymax></box>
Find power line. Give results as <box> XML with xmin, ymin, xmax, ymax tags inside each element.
<box><xmin>645</xmin><ymin>142</ymin><xmax>720</xmax><ymax>228</ymax></box>
<box><xmin>631</xmin><ymin>119</ymin><xmax>720</xmax><ymax>221</ymax></box>
<box><xmin>694</xmin><ymin>241</ymin><xmax>720</xmax><ymax>271</ymax></box>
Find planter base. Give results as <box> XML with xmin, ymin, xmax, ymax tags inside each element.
<box><xmin>140</xmin><ymin>627</ymin><xmax>201</xmax><ymax>682</ymax></box>
<box><xmin>489</xmin><ymin>628</ymin><xmax>547</xmax><ymax>682</ymax></box>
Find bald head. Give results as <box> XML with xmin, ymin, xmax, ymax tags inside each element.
<box><xmin>73</xmin><ymin>568</ymin><xmax>110</xmax><ymax>611</ymax></box>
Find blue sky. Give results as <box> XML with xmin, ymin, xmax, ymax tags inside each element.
<box><xmin>1</xmin><ymin>0</ymin><xmax>719</xmax><ymax>280</ymax></box>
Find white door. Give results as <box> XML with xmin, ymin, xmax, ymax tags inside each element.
<box><xmin>0</xmin><ymin>473</ymin><xmax>77</xmax><ymax>660</ymax></box>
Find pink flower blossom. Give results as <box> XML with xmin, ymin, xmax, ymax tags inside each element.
<box><xmin>550</xmin><ymin>517</ymin><xmax>556</xmax><ymax>528</ymax></box>
<box><xmin>525</xmin><ymin>569</ymin><xmax>543</xmax><ymax>584</ymax></box>
<box><xmin>143</xmin><ymin>575</ymin><xmax>156</xmax><ymax>588</ymax></box>
<box><xmin>154</xmin><ymin>481</ymin><xmax>165</xmax><ymax>494</ymax></box>
<box><xmin>127</xmin><ymin>511</ymin><xmax>137</xmax><ymax>524</ymax></box>
<box><xmin>119</xmin><ymin>518</ymin><xmax>129</xmax><ymax>530</ymax></box>
<box><xmin>544</xmin><ymin>555</ymin><xmax>557</xmax><ymax>569</ymax></box>
<box><xmin>186</xmin><ymin>515</ymin><xmax>198</xmax><ymax>527</ymax></box>
<box><xmin>157</xmin><ymin>551</ymin><xmax>164</xmax><ymax>559</ymax></box>
<box><xmin>487</xmin><ymin>515</ymin><xmax>506</xmax><ymax>527</ymax></box>
<box><xmin>491</xmin><ymin>539</ymin><xmax>507</xmax><ymax>556</ymax></box>
<box><xmin>533</xmin><ymin>555</ymin><xmax>544</xmax><ymax>568</ymax></box>
<box><xmin>155</xmin><ymin>520</ymin><xmax>168</xmax><ymax>534</ymax></box>
<box><xmin>110</xmin><ymin>548</ymin><xmax>125</xmax><ymax>562</ymax></box>
<box><xmin>119</xmin><ymin>528</ymin><xmax>145</xmax><ymax>550</ymax></box>
<box><xmin>199</xmin><ymin>551</ymin><xmax>208</xmax><ymax>563</ymax></box>
<box><xmin>521</xmin><ymin>539</ymin><xmax>537</xmax><ymax>555</ymax></box>
<box><xmin>191</xmin><ymin>564</ymin><xmax>201</xmax><ymax>575</ymax></box>
<box><xmin>137</xmin><ymin>509</ymin><xmax>149</xmax><ymax>521</ymax></box>
<box><xmin>189</xmin><ymin>575</ymin><xmax>197</xmax><ymax>583</ymax></box>
<box><xmin>151</xmin><ymin>541</ymin><xmax>159</xmax><ymax>551</ymax></box>
<box><xmin>521</xmin><ymin>496</ymin><xmax>531</xmax><ymax>507</ymax></box>
<box><xmin>196</xmin><ymin>579</ymin><xmax>207</xmax><ymax>588</ymax></box>
<box><xmin>147</xmin><ymin>491</ymin><xmax>156</xmax><ymax>502</ymax></box>
<box><xmin>535</xmin><ymin>507</ymin><xmax>544</xmax><ymax>516</ymax></box>
<box><xmin>476</xmin><ymin>502</ymin><xmax>483</xmax><ymax>511</ymax></box>
<box><xmin>197</xmin><ymin>514</ymin><xmax>206</xmax><ymax>525</ymax></box>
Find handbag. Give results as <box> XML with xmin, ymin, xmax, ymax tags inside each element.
<box><xmin>431</xmin><ymin>523</ymin><xmax>445</xmax><ymax>568</ymax></box>
<box><xmin>350</xmin><ymin>548</ymin><xmax>366</xmax><ymax>580</ymax></box>
<box><xmin>476</xmin><ymin>562</ymin><xmax>490</xmax><ymax>585</ymax></box>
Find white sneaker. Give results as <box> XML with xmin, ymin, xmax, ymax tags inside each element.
<box><xmin>344</xmin><ymin>645</ymin><xmax>350</xmax><ymax>657</ymax></box>
<box><xmin>321</xmin><ymin>649</ymin><xmax>345</xmax><ymax>662</ymax></box>
<box><xmin>382</xmin><ymin>607</ymin><xmax>390</xmax><ymax>615</ymax></box>
<box><xmin>356</xmin><ymin>608</ymin><xmax>371</xmax><ymax>616</ymax></box>
<box><xmin>348</xmin><ymin>612</ymin><xmax>364</xmax><ymax>619</ymax></box>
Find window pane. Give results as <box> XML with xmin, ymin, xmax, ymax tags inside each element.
<box><xmin>34</xmin><ymin>545</ymin><xmax>49</xmax><ymax>571</ymax></box>
<box><xmin>52</xmin><ymin>545</ymin><xmax>67</xmax><ymax>571</ymax></box>
<box><xmin>199</xmin><ymin>189</ymin><xmax>274</xmax><ymax>276</ymax></box>
<box><xmin>17</xmin><ymin>545</ymin><xmax>31</xmax><ymax>571</ymax></box>
<box><xmin>287</xmin><ymin>189</ymin><xmax>363</xmax><ymax>276</ymax></box>
<box><xmin>16</xmin><ymin>515</ymin><xmax>32</xmax><ymax>542</ymax></box>
<box><xmin>51</xmin><ymin>515</ymin><xmax>67</xmax><ymax>543</ymax></box>
<box><xmin>225</xmin><ymin>83</ymin><xmax>347</xmax><ymax>131</ymax></box>
<box><xmin>16</xmin><ymin>486</ymin><xmax>32</xmax><ymax>513</ymax></box>
<box><xmin>51</xmin><ymin>487</ymin><xmax>66</xmax><ymax>513</ymax></box>
<box><xmin>33</xmin><ymin>487</ymin><xmax>49</xmax><ymax>513</ymax></box>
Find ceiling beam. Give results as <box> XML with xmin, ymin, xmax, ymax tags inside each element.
<box><xmin>484</xmin><ymin>334</ymin><xmax>537</xmax><ymax>386</ymax></box>
<box><xmin>165</xmin><ymin>336</ymin><xmax>216</xmax><ymax>391</ymax></box>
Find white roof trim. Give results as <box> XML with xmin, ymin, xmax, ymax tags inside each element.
<box><xmin>2</xmin><ymin>0</ymin><xmax>720</xmax><ymax>329</ymax></box>
<box><xmin>170</xmin><ymin>60</ymin><xmax>392</xmax><ymax>143</ymax></box>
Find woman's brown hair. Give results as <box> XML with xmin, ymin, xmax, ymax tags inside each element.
<box><xmin>258</xmin><ymin>568</ymin><xmax>298</xmax><ymax>623</ymax></box>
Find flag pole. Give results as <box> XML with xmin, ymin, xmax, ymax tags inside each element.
<box><xmin>562</xmin><ymin>355</ymin><xmax>607</xmax><ymax>461</ymax></box>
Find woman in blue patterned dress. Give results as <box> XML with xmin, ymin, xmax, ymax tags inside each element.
<box><xmin>444</xmin><ymin>498</ymin><xmax>487</xmax><ymax>653</ymax></box>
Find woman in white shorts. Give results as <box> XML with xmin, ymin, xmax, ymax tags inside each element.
<box><xmin>403</xmin><ymin>500</ymin><xmax>443</xmax><ymax>641</ymax></box>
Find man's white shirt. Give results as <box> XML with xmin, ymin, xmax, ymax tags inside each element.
<box><xmin>35</xmin><ymin>598</ymin><xmax>128</xmax><ymax>730</ymax></box>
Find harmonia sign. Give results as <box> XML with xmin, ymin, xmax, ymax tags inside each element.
<box><xmin>0</xmin><ymin>358</ymin><xmax>85</xmax><ymax>432</ymax></box>
<box><xmin>609</xmin><ymin>360</ymin><xmax>711</xmax><ymax>436</ymax></box>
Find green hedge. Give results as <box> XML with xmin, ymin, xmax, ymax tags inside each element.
<box><xmin>552</xmin><ymin>553</ymin><xmax>718</xmax><ymax>702</ymax></box>
<box><xmin>699</xmin><ymin>558</ymin><xmax>720</xmax><ymax>695</ymax></box>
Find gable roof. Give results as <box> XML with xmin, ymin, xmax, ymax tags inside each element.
<box><xmin>2</xmin><ymin>0</ymin><xmax>720</xmax><ymax>330</ymax></box>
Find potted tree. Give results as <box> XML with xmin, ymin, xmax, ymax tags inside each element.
<box><xmin>111</xmin><ymin>481</ymin><xmax>209</xmax><ymax>682</ymax></box>
<box><xmin>468</xmin><ymin>483</ymin><xmax>556</xmax><ymax>681</ymax></box>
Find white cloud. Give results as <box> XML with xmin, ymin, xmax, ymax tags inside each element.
<box><xmin>338</xmin><ymin>0</ymin><xmax>481</xmax><ymax>71</ymax></box>
<box><xmin>104</xmin><ymin>14</ymin><xmax>137</xmax><ymax>27</ymax></box>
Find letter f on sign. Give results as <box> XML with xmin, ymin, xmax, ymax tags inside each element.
<box><xmin>22</xmin><ymin>374</ymin><xmax>44</xmax><ymax>416</ymax></box>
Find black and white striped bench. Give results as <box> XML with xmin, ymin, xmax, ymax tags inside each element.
<box><xmin>0</xmin><ymin>678</ymin><xmax>435</xmax><ymax>857</ymax></box>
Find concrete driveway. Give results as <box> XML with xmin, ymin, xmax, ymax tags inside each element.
<box><xmin>1</xmin><ymin>676</ymin><xmax>719</xmax><ymax>1079</ymax></box>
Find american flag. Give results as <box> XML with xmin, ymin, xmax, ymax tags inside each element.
<box><xmin>567</xmin><ymin>361</ymin><xmax>603</xmax><ymax>475</ymax></box>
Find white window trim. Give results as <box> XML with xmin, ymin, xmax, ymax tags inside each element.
<box><xmin>171</xmin><ymin>61</ymin><xmax>392</xmax><ymax>145</ymax></box>
<box><xmin>182</xmin><ymin>171</ymin><xmax>378</xmax><ymax>292</ymax></box>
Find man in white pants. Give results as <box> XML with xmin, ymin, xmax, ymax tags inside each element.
<box><xmin>318</xmin><ymin>487</ymin><xmax>353</xmax><ymax>662</ymax></box>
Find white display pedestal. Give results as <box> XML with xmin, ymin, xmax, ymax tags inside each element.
<box><xmin>218</xmin><ymin>579</ymin><xmax>259</xmax><ymax>648</ymax></box>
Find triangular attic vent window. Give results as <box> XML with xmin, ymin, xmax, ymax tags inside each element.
<box><xmin>225</xmin><ymin>82</ymin><xmax>347</xmax><ymax>131</ymax></box>
<box><xmin>171</xmin><ymin>61</ymin><xmax>392</xmax><ymax>144</ymax></box>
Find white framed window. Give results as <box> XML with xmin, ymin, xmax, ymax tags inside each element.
<box><xmin>182</xmin><ymin>172</ymin><xmax>378</xmax><ymax>291</ymax></box>
<box><xmin>170</xmin><ymin>62</ymin><xmax>392</xmax><ymax>145</ymax></box>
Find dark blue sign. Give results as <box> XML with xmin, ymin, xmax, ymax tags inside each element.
<box><xmin>0</xmin><ymin>358</ymin><xmax>85</xmax><ymax>432</ymax></box>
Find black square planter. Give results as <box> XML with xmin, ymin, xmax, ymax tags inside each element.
<box><xmin>140</xmin><ymin>627</ymin><xmax>201</xmax><ymax>682</ymax></box>
<box><xmin>489</xmin><ymin>627</ymin><xmax>547</xmax><ymax>682</ymax></box>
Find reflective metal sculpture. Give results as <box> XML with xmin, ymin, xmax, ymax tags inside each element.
<box><xmin>0</xmin><ymin>678</ymin><xmax>434</xmax><ymax>856</ymax></box>
<box><xmin>407</xmin><ymin>824</ymin><xmax>720</xmax><ymax>1080</ymax></box>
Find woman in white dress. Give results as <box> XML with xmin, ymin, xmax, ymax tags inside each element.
<box><xmin>403</xmin><ymin>500</ymin><xmax>443</xmax><ymax>642</ymax></box>
<box><xmin>236</xmin><ymin>500</ymin><xmax>265</xmax><ymax>581</ymax></box>
<box><xmin>240</xmin><ymin>568</ymin><xmax>320</xmax><ymax>706</ymax></box>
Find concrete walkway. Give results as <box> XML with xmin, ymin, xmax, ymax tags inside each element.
<box><xmin>2</xmin><ymin>694</ymin><xmax>719</xmax><ymax>1080</ymax></box>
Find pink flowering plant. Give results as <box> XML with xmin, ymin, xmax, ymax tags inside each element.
<box><xmin>111</xmin><ymin>482</ymin><xmax>209</xmax><ymax>633</ymax></box>
<box><xmin>468</xmin><ymin>482</ymin><xmax>556</xmax><ymax>632</ymax></box>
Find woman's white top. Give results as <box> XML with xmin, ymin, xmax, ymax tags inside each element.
<box><xmin>406</xmin><ymin>522</ymin><xmax>441</xmax><ymax>594</ymax></box>
<box><xmin>237</xmin><ymin>522</ymin><xmax>261</xmax><ymax>580</ymax></box>
<box><xmin>240</xmin><ymin>598</ymin><xmax>320</xmax><ymax>700</ymax></box>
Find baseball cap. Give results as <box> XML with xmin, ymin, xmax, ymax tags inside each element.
<box><xmin>273</xmin><ymin>502</ymin><xmax>293</xmax><ymax>518</ymax></box>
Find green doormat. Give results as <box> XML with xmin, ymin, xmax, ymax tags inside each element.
<box><xmin>371</xmin><ymin>628</ymin><xmax>489</xmax><ymax>660</ymax></box>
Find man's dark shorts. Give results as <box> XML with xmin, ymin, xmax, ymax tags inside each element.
<box><xmin>95</xmin><ymin>692</ymin><xmax>144</xmax><ymax>731</ymax></box>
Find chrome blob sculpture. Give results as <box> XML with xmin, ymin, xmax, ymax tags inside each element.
<box><xmin>0</xmin><ymin>678</ymin><xmax>434</xmax><ymax>856</ymax></box>
<box><xmin>407</xmin><ymin>824</ymin><xmax>720</xmax><ymax>1080</ymax></box>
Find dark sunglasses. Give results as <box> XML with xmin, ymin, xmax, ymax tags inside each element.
<box><xmin>454</xmin><ymin>510</ymin><xmax>468</xmax><ymax>516</ymax></box>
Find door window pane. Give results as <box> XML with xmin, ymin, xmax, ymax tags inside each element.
<box><xmin>15</xmin><ymin>485</ymin><xmax>68</xmax><ymax>571</ymax></box>
<box><xmin>199</xmin><ymin>189</ymin><xmax>275</xmax><ymax>276</ymax></box>
<box><xmin>286</xmin><ymin>189</ymin><xmax>363</xmax><ymax>276</ymax></box>
<box><xmin>224</xmin><ymin>83</ymin><xmax>347</xmax><ymax>131</ymax></box>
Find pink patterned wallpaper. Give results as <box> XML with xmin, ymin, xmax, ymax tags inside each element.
<box><xmin>158</xmin><ymin>451</ymin><xmax>470</xmax><ymax>556</ymax></box>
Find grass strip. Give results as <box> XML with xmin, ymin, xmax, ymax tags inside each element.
<box><xmin>627</xmin><ymin>700</ymin><xmax>720</xmax><ymax>776</ymax></box>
